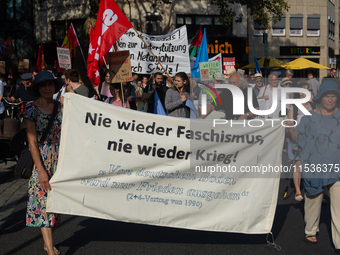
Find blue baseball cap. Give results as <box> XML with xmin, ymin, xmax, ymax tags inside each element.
<box><xmin>21</xmin><ymin>73</ymin><xmax>33</xmax><ymax>80</ymax></box>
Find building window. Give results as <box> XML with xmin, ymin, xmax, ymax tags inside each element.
<box><xmin>290</xmin><ymin>15</ymin><xmax>303</xmax><ymax>36</ymax></box>
<box><xmin>307</xmin><ymin>15</ymin><xmax>320</xmax><ymax>36</ymax></box>
<box><xmin>328</xmin><ymin>16</ymin><xmax>335</xmax><ymax>39</ymax></box>
<box><xmin>272</xmin><ymin>15</ymin><xmax>285</xmax><ymax>36</ymax></box>
<box><xmin>5</xmin><ymin>31</ymin><xmax>24</xmax><ymax>58</ymax></box>
<box><xmin>51</xmin><ymin>19</ymin><xmax>85</xmax><ymax>45</ymax></box>
<box><xmin>329</xmin><ymin>47</ymin><xmax>335</xmax><ymax>58</ymax></box>
<box><xmin>176</xmin><ymin>15</ymin><xmax>232</xmax><ymax>38</ymax></box>
<box><xmin>0</xmin><ymin>0</ymin><xmax>22</xmax><ymax>21</ymax></box>
<box><xmin>254</xmin><ymin>22</ymin><xmax>266</xmax><ymax>36</ymax></box>
<box><xmin>196</xmin><ymin>16</ymin><xmax>212</xmax><ymax>25</ymax></box>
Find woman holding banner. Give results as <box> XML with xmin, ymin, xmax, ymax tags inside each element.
<box><xmin>288</xmin><ymin>80</ymin><xmax>340</xmax><ymax>252</ymax></box>
<box><xmin>165</xmin><ymin>72</ymin><xmax>190</xmax><ymax>118</ymax></box>
<box><xmin>26</xmin><ymin>71</ymin><xmax>62</xmax><ymax>255</ymax></box>
<box><xmin>98</xmin><ymin>70</ymin><xmax>112</xmax><ymax>101</ymax></box>
<box><xmin>105</xmin><ymin>82</ymin><xmax>130</xmax><ymax>108</ymax></box>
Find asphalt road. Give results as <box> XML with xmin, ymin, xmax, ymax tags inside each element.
<box><xmin>0</xmin><ymin>155</ymin><xmax>335</xmax><ymax>255</ymax></box>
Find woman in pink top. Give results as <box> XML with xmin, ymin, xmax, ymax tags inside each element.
<box><xmin>104</xmin><ymin>82</ymin><xmax>130</xmax><ymax>108</ymax></box>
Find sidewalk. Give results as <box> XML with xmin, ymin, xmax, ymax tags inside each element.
<box><xmin>0</xmin><ymin>162</ymin><xmax>28</xmax><ymax>230</ymax></box>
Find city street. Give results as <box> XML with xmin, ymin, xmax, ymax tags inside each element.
<box><xmin>0</xmin><ymin>155</ymin><xmax>335</xmax><ymax>255</ymax></box>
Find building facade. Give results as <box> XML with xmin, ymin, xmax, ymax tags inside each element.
<box><xmin>34</xmin><ymin>0</ymin><xmax>90</xmax><ymax>70</ymax></box>
<box><xmin>2</xmin><ymin>0</ymin><xmax>337</xmax><ymax>78</ymax></box>
<box><xmin>117</xmin><ymin>0</ymin><xmax>249</xmax><ymax>69</ymax></box>
<box><xmin>0</xmin><ymin>0</ymin><xmax>35</xmax><ymax>73</ymax></box>
<box><xmin>248</xmin><ymin>0</ymin><xmax>339</xmax><ymax>78</ymax></box>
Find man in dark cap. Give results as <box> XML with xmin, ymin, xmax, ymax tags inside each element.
<box><xmin>4</xmin><ymin>73</ymin><xmax>38</xmax><ymax>103</ymax></box>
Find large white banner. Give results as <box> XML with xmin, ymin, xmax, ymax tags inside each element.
<box><xmin>116</xmin><ymin>26</ymin><xmax>190</xmax><ymax>75</ymax></box>
<box><xmin>47</xmin><ymin>94</ymin><xmax>284</xmax><ymax>234</ymax></box>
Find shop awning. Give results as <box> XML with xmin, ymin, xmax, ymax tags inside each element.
<box><xmin>241</xmin><ymin>56</ymin><xmax>288</xmax><ymax>69</ymax></box>
<box><xmin>284</xmin><ymin>58</ymin><xmax>330</xmax><ymax>70</ymax></box>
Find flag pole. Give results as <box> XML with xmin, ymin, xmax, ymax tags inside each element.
<box><xmin>120</xmin><ymin>82</ymin><xmax>125</xmax><ymax>105</ymax></box>
<box><xmin>102</xmin><ymin>56</ymin><xmax>109</xmax><ymax>69</ymax></box>
<box><xmin>131</xmin><ymin>27</ymin><xmax>183</xmax><ymax>96</ymax></box>
<box><xmin>78</xmin><ymin>45</ymin><xmax>87</xmax><ymax>68</ymax></box>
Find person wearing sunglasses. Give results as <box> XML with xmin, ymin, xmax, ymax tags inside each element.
<box><xmin>253</xmin><ymin>73</ymin><xmax>263</xmax><ymax>97</ymax></box>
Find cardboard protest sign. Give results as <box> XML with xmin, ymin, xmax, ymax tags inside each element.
<box><xmin>199</xmin><ymin>61</ymin><xmax>221</xmax><ymax>81</ymax></box>
<box><xmin>108</xmin><ymin>51</ymin><xmax>133</xmax><ymax>83</ymax></box>
<box><xmin>0</xmin><ymin>61</ymin><xmax>5</xmax><ymax>74</ymax></box>
<box><xmin>57</xmin><ymin>47</ymin><xmax>72</xmax><ymax>69</ymax></box>
<box><xmin>47</xmin><ymin>93</ymin><xmax>284</xmax><ymax>234</ymax></box>
<box><xmin>18</xmin><ymin>59</ymin><xmax>29</xmax><ymax>73</ymax></box>
<box><xmin>116</xmin><ymin>26</ymin><xmax>190</xmax><ymax>75</ymax></box>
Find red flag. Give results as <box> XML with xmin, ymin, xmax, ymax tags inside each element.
<box><xmin>87</xmin><ymin>24</ymin><xmax>101</xmax><ymax>85</ymax></box>
<box><xmin>54</xmin><ymin>59</ymin><xmax>65</xmax><ymax>74</ymax></box>
<box><xmin>0</xmin><ymin>37</ymin><xmax>15</xmax><ymax>59</ymax></box>
<box><xmin>8</xmin><ymin>68</ymin><xmax>13</xmax><ymax>79</ymax></box>
<box><xmin>62</xmin><ymin>23</ymin><xmax>80</xmax><ymax>49</ymax></box>
<box><xmin>87</xmin><ymin>64</ymin><xmax>101</xmax><ymax>86</ymax></box>
<box><xmin>87</xmin><ymin>23</ymin><xmax>95</xmax><ymax>64</ymax></box>
<box><xmin>88</xmin><ymin>0</ymin><xmax>133</xmax><ymax>67</ymax></box>
<box><xmin>62</xmin><ymin>23</ymin><xmax>80</xmax><ymax>57</ymax></box>
<box><xmin>36</xmin><ymin>41</ymin><xmax>46</xmax><ymax>72</ymax></box>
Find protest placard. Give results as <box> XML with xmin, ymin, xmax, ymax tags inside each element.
<box><xmin>108</xmin><ymin>51</ymin><xmax>132</xmax><ymax>83</ymax></box>
<box><xmin>223</xmin><ymin>57</ymin><xmax>235</xmax><ymax>75</ymax></box>
<box><xmin>57</xmin><ymin>47</ymin><xmax>71</xmax><ymax>69</ymax></box>
<box><xmin>0</xmin><ymin>61</ymin><xmax>5</xmax><ymax>74</ymax></box>
<box><xmin>18</xmin><ymin>59</ymin><xmax>29</xmax><ymax>73</ymax></box>
<box><xmin>47</xmin><ymin>93</ymin><xmax>284</xmax><ymax>234</ymax></box>
<box><xmin>116</xmin><ymin>26</ymin><xmax>190</xmax><ymax>75</ymax></box>
<box><xmin>199</xmin><ymin>61</ymin><xmax>221</xmax><ymax>81</ymax></box>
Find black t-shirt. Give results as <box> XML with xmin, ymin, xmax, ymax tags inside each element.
<box><xmin>214</xmin><ymin>87</ymin><xmax>259</xmax><ymax>120</ymax></box>
<box><xmin>143</xmin><ymin>83</ymin><xmax>168</xmax><ymax>113</ymax></box>
<box><xmin>322</xmin><ymin>76</ymin><xmax>340</xmax><ymax>90</ymax></box>
<box><xmin>13</xmin><ymin>85</ymin><xmax>38</xmax><ymax>102</ymax></box>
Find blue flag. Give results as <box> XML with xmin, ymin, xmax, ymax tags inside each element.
<box><xmin>154</xmin><ymin>90</ymin><xmax>166</xmax><ymax>115</ymax></box>
<box><xmin>254</xmin><ymin>56</ymin><xmax>262</xmax><ymax>76</ymax></box>
<box><xmin>191</xmin><ymin>28</ymin><xmax>208</xmax><ymax>78</ymax></box>
<box><xmin>185</xmin><ymin>99</ymin><xmax>197</xmax><ymax>119</ymax></box>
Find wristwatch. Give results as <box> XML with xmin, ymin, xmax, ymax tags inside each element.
<box><xmin>246</xmin><ymin>113</ymin><xmax>250</xmax><ymax>117</ymax></box>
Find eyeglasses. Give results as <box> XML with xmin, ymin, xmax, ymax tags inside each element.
<box><xmin>256</xmin><ymin>80</ymin><xmax>262</xmax><ymax>83</ymax></box>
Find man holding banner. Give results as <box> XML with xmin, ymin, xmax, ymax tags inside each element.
<box><xmin>142</xmin><ymin>70</ymin><xmax>168</xmax><ymax>114</ymax></box>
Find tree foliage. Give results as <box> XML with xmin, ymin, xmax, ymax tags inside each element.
<box><xmin>31</xmin><ymin>0</ymin><xmax>289</xmax><ymax>29</ymax></box>
<box><xmin>149</xmin><ymin>0</ymin><xmax>289</xmax><ymax>29</ymax></box>
<box><xmin>209</xmin><ymin>0</ymin><xmax>289</xmax><ymax>29</ymax></box>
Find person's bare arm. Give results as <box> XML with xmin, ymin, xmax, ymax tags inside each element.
<box><xmin>287</xmin><ymin>109</ymin><xmax>298</xmax><ymax>142</ymax></box>
<box><xmin>238</xmin><ymin>107</ymin><xmax>259</xmax><ymax>120</ymax></box>
<box><xmin>198</xmin><ymin>104</ymin><xmax>215</xmax><ymax>119</ymax></box>
<box><xmin>4</xmin><ymin>96</ymin><xmax>16</xmax><ymax>102</ymax></box>
<box><xmin>141</xmin><ymin>84</ymin><xmax>156</xmax><ymax>101</ymax></box>
<box><xmin>26</xmin><ymin>119</ymin><xmax>51</xmax><ymax>193</ymax></box>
